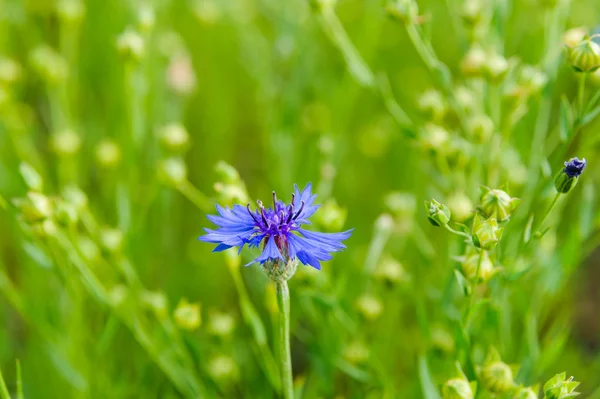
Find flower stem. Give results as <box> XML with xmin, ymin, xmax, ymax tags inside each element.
<box><xmin>276</xmin><ymin>280</ymin><xmax>294</xmax><ymax>399</ymax></box>
<box><xmin>463</xmin><ymin>250</ymin><xmax>483</xmax><ymax>328</ymax></box>
<box><xmin>578</xmin><ymin>72</ymin><xmax>587</xmax><ymax>117</ymax></box>
<box><xmin>443</xmin><ymin>224</ymin><xmax>471</xmax><ymax>239</ymax></box>
<box><xmin>535</xmin><ymin>192</ymin><xmax>562</xmax><ymax>236</ymax></box>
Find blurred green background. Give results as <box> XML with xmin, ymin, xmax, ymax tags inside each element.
<box><xmin>1</xmin><ymin>0</ymin><xmax>600</xmax><ymax>397</ymax></box>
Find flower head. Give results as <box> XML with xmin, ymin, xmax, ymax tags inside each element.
<box><xmin>563</xmin><ymin>157</ymin><xmax>586</xmax><ymax>178</ymax></box>
<box><xmin>555</xmin><ymin>157</ymin><xmax>587</xmax><ymax>194</ymax></box>
<box><xmin>199</xmin><ymin>184</ymin><xmax>352</xmax><ymax>273</ymax></box>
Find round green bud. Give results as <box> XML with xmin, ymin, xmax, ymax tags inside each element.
<box><xmin>50</xmin><ymin>129</ymin><xmax>82</xmax><ymax>156</ymax></box>
<box><xmin>318</xmin><ymin>136</ymin><xmax>335</xmax><ymax>155</ymax></box>
<box><xmin>137</xmin><ymin>4</ymin><xmax>155</xmax><ymax>32</ymax></box>
<box><xmin>442</xmin><ymin>378</ymin><xmax>474</xmax><ymax>399</ymax></box>
<box><xmin>343</xmin><ymin>341</ymin><xmax>370</xmax><ymax>365</ymax></box>
<box><xmin>167</xmin><ymin>54</ymin><xmax>197</xmax><ymax>96</ymax></box>
<box><xmin>479</xmin><ymin>187</ymin><xmax>521</xmax><ymax>221</ymax></box>
<box><xmin>54</xmin><ymin>200</ymin><xmax>78</xmax><ymax>226</ymax></box>
<box><xmin>567</xmin><ymin>36</ymin><xmax>600</xmax><ymax>73</ymax></box>
<box><xmin>140</xmin><ymin>290</ymin><xmax>168</xmax><ymax>319</ymax></box>
<box><xmin>420</xmin><ymin>124</ymin><xmax>450</xmax><ymax>153</ymax></box>
<box><xmin>418</xmin><ymin>89</ymin><xmax>448</xmax><ymax>121</ymax></box>
<box><xmin>321</xmin><ymin>162</ymin><xmax>336</xmax><ymax>181</ymax></box>
<box><xmin>95</xmin><ymin>139</ymin><xmax>121</xmax><ymax>168</ymax></box>
<box><xmin>0</xmin><ymin>57</ymin><xmax>22</xmax><ymax>84</ymax></box>
<box><xmin>374</xmin><ymin>256</ymin><xmax>409</xmax><ymax>287</ymax></box>
<box><xmin>213</xmin><ymin>182</ymin><xmax>249</xmax><ymax>205</ymax></box>
<box><xmin>455</xmin><ymin>86</ymin><xmax>476</xmax><ymax>114</ymax></box>
<box><xmin>485</xmin><ymin>52</ymin><xmax>509</xmax><ymax>81</ymax></box>
<box><xmin>356</xmin><ymin>294</ymin><xmax>383</xmax><ymax>321</ymax></box>
<box><xmin>61</xmin><ymin>186</ymin><xmax>88</xmax><ymax>213</ymax></box>
<box><xmin>117</xmin><ymin>28</ymin><xmax>145</xmax><ymax>61</ymax></box>
<box><xmin>78</xmin><ymin>237</ymin><xmax>100</xmax><ymax>262</ymax></box>
<box><xmin>214</xmin><ymin>161</ymin><xmax>240</xmax><ymax>183</ymax></box>
<box><xmin>314</xmin><ymin>199</ymin><xmax>347</xmax><ymax>231</ymax></box>
<box><xmin>385</xmin><ymin>192</ymin><xmax>416</xmax><ymax>218</ymax></box>
<box><xmin>481</xmin><ymin>361</ymin><xmax>514</xmax><ymax>394</ymax></box>
<box><xmin>471</xmin><ymin>213</ymin><xmax>503</xmax><ymax>250</ymax></box>
<box><xmin>29</xmin><ymin>46</ymin><xmax>68</xmax><ymax>85</ymax></box>
<box><xmin>518</xmin><ymin>65</ymin><xmax>547</xmax><ymax>94</ymax></box>
<box><xmin>207</xmin><ymin>310</ymin><xmax>236</xmax><ymax>337</ymax></box>
<box><xmin>158</xmin><ymin>157</ymin><xmax>188</xmax><ymax>187</ymax></box>
<box><xmin>100</xmin><ymin>228</ymin><xmax>124</xmax><ymax>255</ymax></box>
<box><xmin>459</xmin><ymin>248</ymin><xmax>496</xmax><ymax>283</ymax></box>
<box><xmin>207</xmin><ymin>355</ymin><xmax>239</xmax><ymax>383</ymax></box>
<box><xmin>108</xmin><ymin>285</ymin><xmax>128</xmax><ymax>308</ymax></box>
<box><xmin>461</xmin><ymin>46</ymin><xmax>487</xmax><ymax>77</ymax></box>
<box><xmin>158</xmin><ymin>123</ymin><xmax>190</xmax><ymax>153</ymax></box>
<box><xmin>446</xmin><ymin>192</ymin><xmax>474</xmax><ymax>222</ymax></box>
<box><xmin>425</xmin><ymin>198</ymin><xmax>451</xmax><ymax>227</ymax></box>
<box><xmin>467</xmin><ymin>114</ymin><xmax>494</xmax><ymax>143</ymax></box>
<box><xmin>174</xmin><ymin>298</ymin><xmax>201</xmax><ymax>331</ymax></box>
<box><xmin>461</xmin><ymin>0</ymin><xmax>483</xmax><ymax>27</ymax></box>
<box><xmin>375</xmin><ymin>213</ymin><xmax>395</xmax><ymax>233</ymax></box>
<box><xmin>431</xmin><ymin>326</ymin><xmax>455</xmax><ymax>354</ymax></box>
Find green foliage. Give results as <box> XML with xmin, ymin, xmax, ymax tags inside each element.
<box><xmin>0</xmin><ymin>0</ymin><xmax>599</xmax><ymax>397</ymax></box>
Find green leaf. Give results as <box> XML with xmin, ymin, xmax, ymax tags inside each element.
<box><xmin>418</xmin><ymin>354</ymin><xmax>442</xmax><ymax>399</ymax></box>
<box><xmin>581</xmin><ymin>104</ymin><xmax>600</xmax><ymax>127</ymax></box>
<box><xmin>584</xmin><ymin>88</ymin><xmax>600</xmax><ymax>113</ymax></box>
<box><xmin>559</xmin><ymin>96</ymin><xmax>573</xmax><ymax>142</ymax></box>
<box><xmin>0</xmin><ymin>366</ymin><xmax>10</xmax><ymax>399</ymax></box>
<box><xmin>524</xmin><ymin>213</ymin><xmax>534</xmax><ymax>243</ymax></box>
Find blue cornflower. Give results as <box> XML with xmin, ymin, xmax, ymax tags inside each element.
<box><xmin>564</xmin><ymin>157</ymin><xmax>587</xmax><ymax>178</ymax></box>
<box><xmin>199</xmin><ymin>183</ymin><xmax>352</xmax><ymax>270</ymax></box>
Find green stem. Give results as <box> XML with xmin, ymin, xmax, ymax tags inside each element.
<box><xmin>536</xmin><ymin>192</ymin><xmax>562</xmax><ymax>235</ymax></box>
<box><xmin>16</xmin><ymin>360</ymin><xmax>23</xmax><ymax>399</ymax></box>
<box><xmin>443</xmin><ymin>224</ymin><xmax>471</xmax><ymax>239</ymax></box>
<box><xmin>276</xmin><ymin>280</ymin><xmax>294</xmax><ymax>399</ymax></box>
<box><xmin>578</xmin><ymin>72</ymin><xmax>587</xmax><ymax>117</ymax></box>
<box><xmin>227</xmin><ymin>263</ymin><xmax>281</xmax><ymax>391</ymax></box>
<box><xmin>464</xmin><ymin>250</ymin><xmax>483</xmax><ymax>328</ymax></box>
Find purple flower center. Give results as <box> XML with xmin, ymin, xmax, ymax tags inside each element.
<box><xmin>247</xmin><ymin>192</ymin><xmax>305</xmax><ymax>251</ymax></box>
